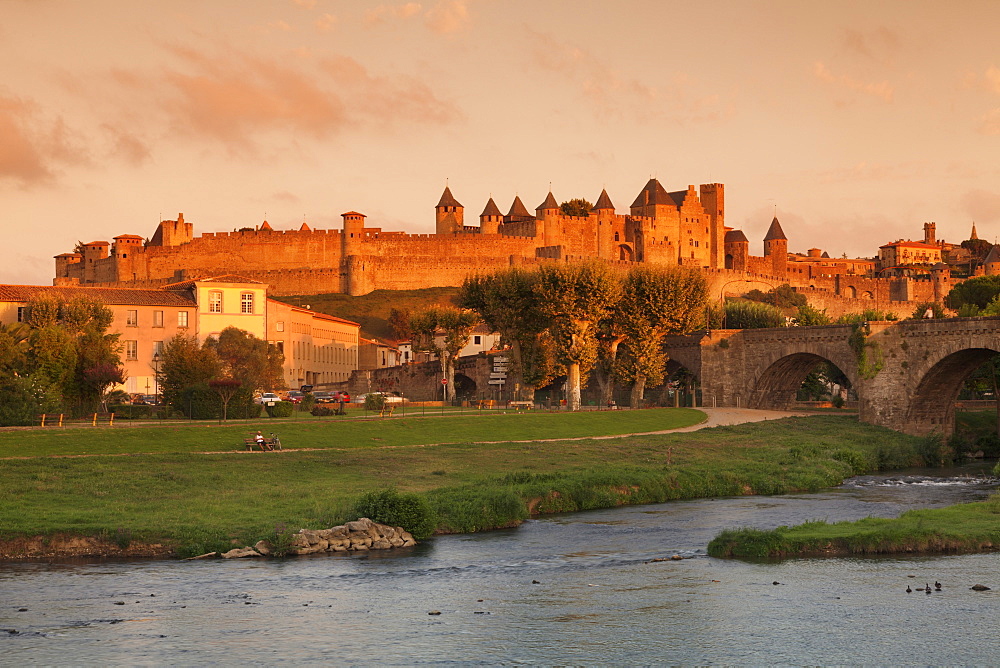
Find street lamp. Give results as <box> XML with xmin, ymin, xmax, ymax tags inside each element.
<box><xmin>152</xmin><ymin>352</ymin><xmax>160</xmax><ymax>403</ymax></box>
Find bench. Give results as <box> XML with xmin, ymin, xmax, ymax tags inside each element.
<box><xmin>244</xmin><ymin>433</ymin><xmax>282</xmax><ymax>451</ymax></box>
<box><xmin>507</xmin><ymin>401</ymin><xmax>533</xmax><ymax>411</ymax></box>
<box><xmin>473</xmin><ymin>399</ymin><xmax>496</xmax><ymax>409</ymax></box>
<box><xmin>39</xmin><ymin>413</ymin><xmax>116</xmax><ymax>427</ymax></box>
<box><xmin>378</xmin><ymin>405</ymin><xmax>395</xmax><ymax>418</ymax></box>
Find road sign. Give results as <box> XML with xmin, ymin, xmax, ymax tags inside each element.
<box><xmin>490</xmin><ymin>372</ymin><xmax>507</xmax><ymax>379</ymax></box>
<box><xmin>441</xmin><ymin>379</ymin><xmax>448</xmax><ymax>385</ymax></box>
<box><xmin>487</xmin><ymin>379</ymin><xmax>505</xmax><ymax>385</ymax></box>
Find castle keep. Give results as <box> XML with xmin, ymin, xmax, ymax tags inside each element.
<box><xmin>53</xmin><ymin>178</ymin><xmax>949</xmax><ymax>314</ymax></box>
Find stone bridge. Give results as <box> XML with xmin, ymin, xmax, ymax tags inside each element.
<box><xmin>664</xmin><ymin>316</ymin><xmax>1000</xmax><ymax>436</ymax></box>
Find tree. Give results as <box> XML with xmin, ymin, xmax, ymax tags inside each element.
<box><xmin>723</xmin><ymin>300</ymin><xmax>786</xmax><ymax>329</ymax></box>
<box><xmin>460</xmin><ymin>268</ymin><xmax>556</xmax><ymax>400</ymax></box>
<box><xmin>387</xmin><ymin>308</ymin><xmax>412</xmax><ymax>341</ymax></box>
<box><xmin>560</xmin><ymin>198</ymin><xmax>593</xmax><ymax>217</ymax></box>
<box><xmin>795</xmin><ymin>303</ymin><xmax>831</xmax><ymax>326</ymax></box>
<box><xmin>82</xmin><ymin>362</ymin><xmax>127</xmax><ymax>412</ymax></box>
<box><xmin>909</xmin><ymin>301</ymin><xmax>947</xmax><ymax>319</ymax></box>
<box><xmin>409</xmin><ymin>306</ymin><xmax>479</xmax><ymax>402</ymax></box>
<box><xmin>946</xmin><ymin>275</ymin><xmax>1000</xmax><ymax>311</ymax></box>
<box><xmin>613</xmin><ymin>266</ymin><xmax>709</xmax><ymax>407</ymax></box>
<box><xmin>208</xmin><ymin>378</ymin><xmax>243</xmax><ymax>422</ymax></box>
<box><xmin>536</xmin><ymin>261</ymin><xmax>619</xmax><ymax>411</ymax></box>
<box><xmin>206</xmin><ymin>327</ymin><xmax>284</xmax><ymax>394</ymax></box>
<box><xmin>744</xmin><ymin>284</ymin><xmax>807</xmax><ymax>309</ymax></box>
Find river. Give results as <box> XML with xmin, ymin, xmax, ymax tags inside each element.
<box><xmin>2</xmin><ymin>464</ymin><xmax>998</xmax><ymax>665</ymax></box>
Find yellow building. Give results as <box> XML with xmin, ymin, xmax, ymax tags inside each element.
<box><xmin>878</xmin><ymin>241</ymin><xmax>943</xmax><ymax>269</ymax></box>
<box><xmin>0</xmin><ymin>275</ymin><xmax>359</xmax><ymax>396</ymax></box>
<box><xmin>266</xmin><ymin>299</ymin><xmax>360</xmax><ymax>389</ymax></box>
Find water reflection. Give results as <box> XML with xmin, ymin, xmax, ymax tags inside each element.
<box><xmin>1</xmin><ymin>464</ymin><xmax>997</xmax><ymax>664</ymax></box>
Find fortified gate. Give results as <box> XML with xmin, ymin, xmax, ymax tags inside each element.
<box><xmin>664</xmin><ymin>316</ymin><xmax>1000</xmax><ymax>436</ymax></box>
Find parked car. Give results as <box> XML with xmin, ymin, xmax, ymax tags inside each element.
<box><xmin>354</xmin><ymin>392</ymin><xmax>404</xmax><ymax>404</ymax></box>
<box><xmin>255</xmin><ymin>392</ymin><xmax>281</xmax><ymax>406</ymax></box>
<box><xmin>132</xmin><ymin>394</ymin><xmax>160</xmax><ymax>406</ymax></box>
<box><xmin>284</xmin><ymin>390</ymin><xmax>305</xmax><ymax>404</ymax></box>
<box><xmin>312</xmin><ymin>391</ymin><xmax>335</xmax><ymax>404</ymax></box>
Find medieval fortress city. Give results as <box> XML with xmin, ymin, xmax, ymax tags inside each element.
<box><xmin>52</xmin><ymin>178</ymin><xmax>983</xmax><ymax>318</ymax></box>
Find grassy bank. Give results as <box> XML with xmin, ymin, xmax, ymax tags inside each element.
<box><xmin>708</xmin><ymin>493</ymin><xmax>1000</xmax><ymax>559</ymax></box>
<box><xmin>0</xmin><ymin>414</ymin><xmax>939</xmax><ymax>558</ymax></box>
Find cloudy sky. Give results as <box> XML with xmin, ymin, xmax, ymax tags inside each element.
<box><xmin>3</xmin><ymin>0</ymin><xmax>1000</xmax><ymax>285</ymax></box>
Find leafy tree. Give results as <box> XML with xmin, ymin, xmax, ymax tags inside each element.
<box><xmin>387</xmin><ymin>308</ymin><xmax>412</xmax><ymax>341</ymax></box>
<box><xmin>82</xmin><ymin>362</ymin><xmax>127</xmax><ymax>412</ymax></box>
<box><xmin>909</xmin><ymin>301</ymin><xmax>947</xmax><ymax>319</ymax></box>
<box><xmin>946</xmin><ymin>275</ymin><xmax>1000</xmax><ymax>310</ymax></box>
<box><xmin>961</xmin><ymin>238</ymin><xmax>993</xmax><ymax>270</ymax></box>
<box><xmin>159</xmin><ymin>334</ymin><xmax>222</xmax><ymax>418</ymax></box>
<box><xmin>0</xmin><ymin>323</ymin><xmax>29</xmax><ymax>375</ymax></box>
<box><xmin>0</xmin><ymin>375</ymin><xmax>59</xmax><ymax>426</ymax></box>
<box><xmin>613</xmin><ymin>266</ymin><xmax>709</xmax><ymax>407</ymax></box>
<box><xmin>536</xmin><ymin>261</ymin><xmax>619</xmax><ymax>410</ymax></box>
<box><xmin>460</xmin><ymin>268</ymin><xmax>556</xmax><ymax>400</ymax></box>
<box><xmin>744</xmin><ymin>284</ymin><xmax>807</xmax><ymax>309</ymax></box>
<box><xmin>409</xmin><ymin>306</ymin><xmax>479</xmax><ymax>402</ymax></box>
<box><xmin>208</xmin><ymin>378</ymin><xmax>243</xmax><ymax>422</ymax></box>
<box><xmin>722</xmin><ymin>300</ymin><xmax>785</xmax><ymax>329</ymax></box>
<box><xmin>795</xmin><ymin>303</ymin><xmax>831</xmax><ymax>326</ymax></box>
<box><xmin>560</xmin><ymin>198</ymin><xmax>593</xmax><ymax>217</ymax></box>
<box><xmin>205</xmin><ymin>327</ymin><xmax>285</xmax><ymax>395</ymax></box>
<box><xmin>835</xmin><ymin>308</ymin><xmax>898</xmax><ymax>324</ymax></box>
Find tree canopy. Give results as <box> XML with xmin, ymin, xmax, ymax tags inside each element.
<box><xmin>559</xmin><ymin>198</ymin><xmax>593</xmax><ymax>217</ymax></box>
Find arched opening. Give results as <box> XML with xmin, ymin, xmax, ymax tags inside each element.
<box><xmin>750</xmin><ymin>353</ymin><xmax>854</xmax><ymax>410</ymax></box>
<box><xmin>908</xmin><ymin>348</ymin><xmax>1000</xmax><ymax>437</ymax></box>
<box><xmin>846</xmin><ymin>286</ymin><xmax>857</xmax><ymax>298</ymax></box>
<box><xmin>954</xmin><ymin>356</ymin><xmax>1000</xmax><ymax>456</ymax></box>
<box><xmin>453</xmin><ymin>373</ymin><xmax>477</xmax><ymax>401</ymax></box>
<box><xmin>725</xmin><ymin>253</ymin><xmax>734</xmax><ymax>269</ymax></box>
<box><xmin>619</xmin><ymin>244</ymin><xmax>634</xmax><ymax>261</ymax></box>
<box><xmin>862</xmin><ymin>291</ymin><xmax>874</xmax><ymax>300</ymax></box>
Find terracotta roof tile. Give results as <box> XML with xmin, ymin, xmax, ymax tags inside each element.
<box><xmin>592</xmin><ymin>189</ymin><xmax>615</xmax><ymax>211</ymax></box>
<box><xmin>0</xmin><ymin>284</ymin><xmax>196</xmax><ymax>307</ymax></box>
<box><xmin>506</xmin><ymin>196</ymin><xmax>532</xmax><ymax>220</ymax></box>
<box><xmin>764</xmin><ymin>217</ymin><xmax>787</xmax><ymax>242</ymax></box>
<box><xmin>537</xmin><ymin>191</ymin><xmax>559</xmax><ymax>210</ymax></box>
<box><xmin>436</xmin><ymin>186</ymin><xmax>462</xmax><ymax>208</ymax></box>
<box><xmin>480</xmin><ymin>197</ymin><xmax>502</xmax><ymax>217</ymax></box>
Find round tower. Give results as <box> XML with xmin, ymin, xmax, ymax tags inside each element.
<box><xmin>536</xmin><ymin>191</ymin><xmax>561</xmax><ymax>247</ymax></box>
<box><xmin>724</xmin><ymin>230</ymin><xmax>749</xmax><ymax>271</ymax></box>
<box><xmin>763</xmin><ymin>216</ymin><xmax>788</xmax><ymax>276</ymax></box>
<box><xmin>931</xmin><ymin>262</ymin><xmax>951</xmax><ymax>302</ymax></box>
<box><xmin>592</xmin><ymin>189</ymin><xmax>616</xmax><ymax>259</ymax></box>
<box><xmin>435</xmin><ymin>186</ymin><xmax>464</xmax><ymax>235</ymax></box>
<box><xmin>479</xmin><ymin>197</ymin><xmax>502</xmax><ymax>235</ymax></box>
<box><xmin>341</xmin><ymin>211</ymin><xmax>366</xmax><ymax>254</ymax></box>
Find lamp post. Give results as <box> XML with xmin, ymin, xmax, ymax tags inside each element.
<box><xmin>152</xmin><ymin>352</ymin><xmax>160</xmax><ymax>404</ymax></box>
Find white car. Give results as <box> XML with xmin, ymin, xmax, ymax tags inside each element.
<box><xmin>354</xmin><ymin>392</ymin><xmax>405</xmax><ymax>404</ymax></box>
<box><xmin>256</xmin><ymin>392</ymin><xmax>281</xmax><ymax>406</ymax></box>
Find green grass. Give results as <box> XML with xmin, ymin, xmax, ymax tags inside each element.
<box><xmin>0</xmin><ymin>407</ymin><xmax>705</xmax><ymax>457</ymax></box>
<box><xmin>273</xmin><ymin>287</ymin><xmax>461</xmax><ymax>341</ymax></box>
<box><xmin>709</xmin><ymin>493</ymin><xmax>1000</xmax><ymax>559</ymax></box>
<box><xmin>0</xmin><ymin>414</ymin><xmax>938</xmax><ymax>557</ymax></box>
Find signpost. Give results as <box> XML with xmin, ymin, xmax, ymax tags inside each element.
<box><xmin>441</xmin><ymin>378</ymin><xmax>448</xmax><ymax>403</ymax></box>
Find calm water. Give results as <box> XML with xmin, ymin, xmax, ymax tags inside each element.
<box><xmin>2</xmin><ymin>465</ymin><xmax>998</xmax><ymax>665</ymax></box>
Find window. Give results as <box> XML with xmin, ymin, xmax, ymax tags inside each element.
<box><xmin>125</xmin><ymin>340</ymin><xmax>138</xmax><ymax>360</ymax></box>
<box><xmin>276</xmin><ymin>321</ymin><xmax>284</xmax><ymax>332</ymax></box>
<box><xmin>241</xmin><ymin>292</ymin><xmax>254</xmax><ymax>314</ymax></box>
<box><xmin>17</xmin><ymin>307</ymin><xmax>25</xmax><ymax>323</ymax></box>
<box><xmin>209</xmin><ymin>291</ymin><xmax>222</xmax><ymax>313</ymax></box>
<box><xmin>153</xmin><ymin>341</ymin><xmax>164</xmax><ymax>356</ymax></box>
<box><xmin>275</xmin><ymin>341</ymin><xmax>284</xmax><ymax>355</ymax></box>
<box><xmin>474</xmin><ymin>335</ymin><xmax>482</xmax><ymax>345</ymax></box>
<box><xmin>126</xmin><ymin>309</ymin><xmax>138</xmax><ymax>326</ymax></box>
<box><xmin>153</xmin><ymin>310</ymin><xmax>163</xmax><ymax>327</ymax></box>
<box><xmin>177</xmin><ymin>310</ymin><xmax>189</xmax><ymax>328</ymax></box>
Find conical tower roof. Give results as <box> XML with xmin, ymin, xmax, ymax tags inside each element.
<box><xmin>983</xmin><ymin>244</ymin><xmax>1000</xmax><ymax>266</ymax></box>
<box><xmin>592</xmin><ymin>189</ymin><xmax>615</xmax><ymax>211</ymax></box>
<box><xmin>537</xmin><ymin>191</ymin><xmax>559</xmax><ymax>211</ymax></box>
<box><xmin>480</xmin><ymin>197</ymin><xmax>502</xmax><ymax>217</ymax></box>
<box><xmin>631</xmin><ymin>178</ymin><xmax>673</xmax><ymax>208</ymax></box>
<box><xmin>299</xmin><ymin>221</ymin><xmax>311</xmax><ymax>232</ymax></box>
<box><xmin>724</xmin><ymin>229</ymin><xmax>749</xmax><ymax>243</ymax></box>
<box><xmin>436</xmin><ymin>186</ymin><xmax>462</xmax><ymax>208</ymax></box>
<box><xmin>259</xmin><ymin>220</ymin><xmax>273</xmax><ymax>231</ymax></box>
<box><xmin>971</xmin><ymin>222</ymin><xmax>979</xmax><ymax>240</ymax></box>
<box><xmin>507</xmin><ymin>196</ymin><xmax>531</xmax><ymax>219</ymax></box>
<box><xmin>764</xmin><ymin>217</ymin><xmax>787</xmax><ymax>241</ymax></box>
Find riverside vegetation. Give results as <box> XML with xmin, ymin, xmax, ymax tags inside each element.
<box><xmin>0</xmin><ymin>411</ymin><xmax>962</xmax><ymax>559</ymax></box>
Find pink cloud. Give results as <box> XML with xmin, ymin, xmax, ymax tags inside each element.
<box><xmin>0</xmin><ymin>95</ymin><xmax>87</xmax><ymax>188</ymax></box>
<box><xmin>425</xmin><ymin>0</ymin><xmax>469</xmax><ymax>34</ymax></box>
<box><xmin>100</xmin><ymin>123</ymin><xmax>151</xmax><ymax>166</ymax></box>
<box><xmin>813</xmin><ymin>62</ymin><xmax>894</xmax><ymax>103</ymax></box>
<box><xmin>840</xmin><ymin>27</ymin><xmax>899</xmax><ymax>62</ymax></box>
<box><xmin>979</xmin><ymin>108</ymin><xmax>1000</xmax><ymax>135</ymax></box>
<box><xmin>314</xmin><ymin>13</ymin><xmax>337</xmax><ymax>32</ymax></box>
<box><xmin>364</xmin><ymin>3</ymin><xmax>423</xmax><ymax>27</ymax></box>
<box><xmin>529</xmin><ymin>33</ymin><xmax>732</xmax><ymax>125</ymax></box>
<box><xmin>157</xmin><ymin>45</ymin><xmax>460</xmax><ymax>154</ymax></box>
<box><xmin>291</xmin><ymin>0</ymin><xmax>317</xmax><ymax>8</ymax></box>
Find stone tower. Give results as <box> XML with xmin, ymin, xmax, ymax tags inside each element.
<box><xmin>435</xmin><ymin>186</ymin><xmax>464</xmax><ymax>235</ymax></box>
<box><xmin>341</xmin><ymin>210</ymin><xmax>367</xmax><ymax>294</ymax></box>
<box><xmin>699</xmin><ymin>183</ymin><xmax>725</xmax><ymax>268</ymax></box>
<box><xmin>724</xmin><ymin>229</ymin><xmax>749</xmax><ymax>271</ymax></box>
<box><xmin>763</xmin><ymin>216</ymin><xmax>787</xmax><ymax>275</ymax></box>
<box><xmin>536</xmin><ymin>191</ymin><xmax>561</xmax><ymax>247</ymax></box>
<box><xmin>971</xmin><ymin>222</ymin><xmax>979</xmax><ymax>241</ymax></box>
<box><xmin>479</xmin><ymin>197</ymin><xmax>502</xmax><ymax>235</ymax></box>
<box><xmin>149</xmin><ymin>213</ymin><xmax>193</xmax><ymax>247</ymax></box>
<box><xmin>923</xmin><ymin>222</ymin><xmax>936</xmax><ymax>245</ymax></box>
<box><xmin>592</xmin><ymin>188</ymin><xmax>616</xmax><ymax>260</ymax></box>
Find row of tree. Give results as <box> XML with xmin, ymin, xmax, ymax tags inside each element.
<box><xmin>0</xmin><ymin>295</ymin><xmax>124</xmax><ymax>425</ymax></box>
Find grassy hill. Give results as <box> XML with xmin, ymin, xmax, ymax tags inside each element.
<box><xmin>272</xmin><ymin>287</ymin><xmax>462</xmax><ymax>341</ymax></box>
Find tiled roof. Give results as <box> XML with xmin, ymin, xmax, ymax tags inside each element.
<box><xmin>436</xmin><ymin>186</ymin><xmax>463</xmax><ymax>208</ymax></box>
<box><xmin>630</xmin><ymin>178</ymin><xmax>674</xmax><ymax>208</ymax></box>
<box><xmin>724</xmin><ymin>229</ymin><xmax>749</xmax><ymax>243</ymax></box>
<box><xmin>592</xmin><ymin>189</ymin><xmax>615</xmax><ymax>211</ymax></box>
<box><xmin>161</xmin><ymin>275</ymin><xmax>265</xmax><ymax>290</ymax></box>
<box><xmin>506</xmin><ymin>196</ymin><xmax>532</xmax><ymax>219</ymax></box>
<box><xmin>0</xmin><ymin>284</ymin><xmax>196</xmax><ymax>306</ymax></box>
<box><xmin>764</xmin><ymin>217</ymin><xmax>787</xmax><ymax>242</ymax></box>
<box><xmin>259</xmin><ymin>220</ymin><xmax>273</xmax><ymax>231</ymax></box>
<box><xmin>536</xmin><ymin>191</ymin><xmax>559</xmax><ymax>210</ymax></box>
<box><xmin>983</xmin><ymin>245</ymin><xmax>1000</xmax><ymax>265</ymax></box>
<box><xmin>879</xmin><ymin>241</ymin><xmax>938</xmax><ymax>249</ymax></box>
<box><xmin>480</xmin><ymin>197</ymin><xmax>502</xmax><ymax>217</ymax></box>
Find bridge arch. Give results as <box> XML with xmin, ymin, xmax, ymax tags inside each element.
<box><xmin>748</xmin><ymin>351</ymin><xmax>858</xmax><ymax>410</ymax></box>
<box><xmin>905</xmin><ymin>347</ymin><xmax>1000</xmax><ymax>435</ymax></box>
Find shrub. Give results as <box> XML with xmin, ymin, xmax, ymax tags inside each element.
<box><xmin>266</xmin><ymin>401</ymin><xmax>295</xmax><ymax>418</ymax></box>
<box><xmin>363</xmin><ymin>393</ymin><xmax>386</xmax><ymax>411</ymax></box>
<box><xmin>353</xmin><ymin>488</ymin><xmax>438</xmax><ymax>540</ymax></box>
<box><xmin>310</xmin><ymin>405</ymin><xmax>334</xmax><ymax>417</ymax></box>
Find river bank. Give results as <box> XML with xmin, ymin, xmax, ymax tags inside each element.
<box><xmin>0</xmin><ymin>411</ymin><xmax>949</xmax><ymax>560</ymax></box>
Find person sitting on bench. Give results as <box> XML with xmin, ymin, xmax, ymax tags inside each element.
<box><xmin>254</xmin><ymin>431</ymin><xmax>266</xmax><ymax>450</ymax></box>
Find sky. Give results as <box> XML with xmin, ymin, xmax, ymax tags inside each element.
<box><xmin>3</xmin><ymin>0</ymin><xmax>1000</xmax><ymax>285</ymax></box>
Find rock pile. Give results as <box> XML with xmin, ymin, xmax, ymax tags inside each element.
<box><xmin>220</xmin><ymin>518</ymin><xmax>417</xmax><ymax>559</ymax></box>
